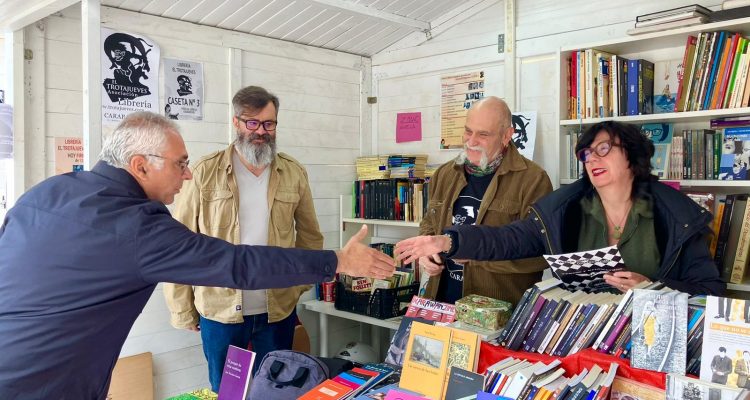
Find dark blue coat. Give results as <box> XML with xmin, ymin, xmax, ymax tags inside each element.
<box><xmin>0</xmin><ymin>161</ymin><xmax>336</xmax><ymax>399</ymax></box>
<box><xmin>447</xmin><ymin>179</ymin><xmax>725</xmax><ymax>296</ymax></box>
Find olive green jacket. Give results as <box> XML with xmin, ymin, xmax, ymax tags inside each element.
<box><xmin>164</xmin><ymin>145</ymin><xmax>323</xmax><ymax>327</ymax></box>
<box><xmin>420</xmin><ymin>143</ymin><xmax>553</xmax><ymax>304</ymax></box>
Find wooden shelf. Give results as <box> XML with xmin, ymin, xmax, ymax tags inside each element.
<box><xmin>560</xmin><ymin>179</ymin><xmax>750</xmax><ymax>188</ymax></box>
<box><xmin>560</xmin><ymin>107</ymin><xmax>750</xmax><ymax>126</ymax></box>
<box><xmin>342</xmin><ymin>217</ymin><xmax>420</xmax><ymax>228</ymax></box>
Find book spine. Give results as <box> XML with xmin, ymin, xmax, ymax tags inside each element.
<box><xmin>523</xmin><ymin>299</ymin><xmax>558</xmax><ymax>352</ymax></box>
<box><xmin>730</xmin><ymin>199</ymin><xmax>750</xmax><ymax>283</ymax></box>
<box><xmin>600</xmin><ymin>314</ymin><xmax>631</xmax><ymax>352</ymax></box>
<box><xmin>627</xmin><ymin>59</ymin><xmax>639</xmax><ymax>115</ymax></box>
<box><xmin>674</xmin><ymin>36</ymin><xmax>697</xmax><ymax>112</ymax></box>
<box><xmin>498</xmin><ymin>287</ymin><xmax>534</xmax><ymax>346</ymax></box>
<box><xmin>593</xmin><ymin>290</ymin><xmax>632</xmax><ymax>350</ymax></box>
<box><xmin>642</xmin><ymin>60</ymin><xmax>654</xmax><ymax>114</ymax></box>
<box><xmin>531</xmin><ymin>300</ymin><xmax>568</xmax><ymax>353</ymax></box>
<box><xmin>509</xmin><ymin>295</ymin><xmax>547</xmax><ymax>350</ymax></box>
<box><xmin>714</xmin><ymin>194</ymin><xmax>736</xmax><ymax>271</ymax></box>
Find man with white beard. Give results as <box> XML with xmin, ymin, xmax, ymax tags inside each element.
<box><xmin>418</xmin><ymin>96</ymin><xmax>553</xmax><ymax>304</ymax></box>
<box><xmin>164</xmin><ymin>86</ymin><xmax>324</xmax><ymax>392</ymax></box>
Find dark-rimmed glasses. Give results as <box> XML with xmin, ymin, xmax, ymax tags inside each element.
<box><xmin>576</xmin><ymin>141</ymin><xmax>622</xmax><ymax>163</ymax></box>
<box><xmin>237</xmin><ymin>118</ymin><xmax>277</xmax><ymax>132</ymax></box>
<box><xmin>146</xmin><ymin>154</ymin><xmax>190</xmax><ymax>173</ymax></box>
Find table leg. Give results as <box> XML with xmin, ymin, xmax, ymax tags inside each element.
<box><xmin>371</xmin><ymin>325</ymin><xmax>382</xmax><ymax>360</ymax></box>
<box><xmin>319</xmin><ymin>312</ymin><xmax>329</xmax><ymax>357</ymax></box>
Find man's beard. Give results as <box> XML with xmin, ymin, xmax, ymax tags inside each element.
<box><xmin>235</xmin><ymin>131</ymin><xmax>276</xmax><ymax>167</ymax></box>
<box><xmin>456</xmin><ymin>143</ymin><xmax>490</xmax><ymax>169</ymax></box>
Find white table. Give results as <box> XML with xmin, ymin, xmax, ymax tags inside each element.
<box><xmin>302</xmin><ymin>300</ymin><xmax>401</xmax><ymax>357</ymax></box>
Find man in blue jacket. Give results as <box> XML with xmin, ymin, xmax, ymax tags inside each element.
<box><xmin>0</xmin><ymin>112</ymin><xmax>394</xmax><ymax>399</ymax></box>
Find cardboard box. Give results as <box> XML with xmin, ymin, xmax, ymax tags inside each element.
<box><xmin>454</xmin><ymin>294</ymin><xmax>512</xmax><ymax>330</ymax></box>
<box><xmin>107</xmin><ymin>352</ymin><xmax>154</xmax><ymax>400</ymax></box>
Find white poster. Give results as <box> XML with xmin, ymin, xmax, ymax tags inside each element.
<box><xmin>511</xmin><ymin>111</ymin><xmax>537</xmax><ymax>160</ymax></box>
<box><xmin>101</xmin><ymin>28</ymin><xmax>160</xmax><ymax>124</ymax></box>
<box><xmin>163</xmin><ymin>58</ymin><xmax>203</xmax><ymax>121</ymax></box>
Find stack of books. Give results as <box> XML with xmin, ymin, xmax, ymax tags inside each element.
<box><xmin>300</xmin><ymin>364</ymin><xmax>395</xmax><ymax>400</ymax></box>
<box><xmin>482</xmin><ymin>358</ymin><xmax>619</xmax><ymax>400</ymax></box>
<box><xmin>388</xmin><ymin>155</ymin><xmax>427</xmax><ymax>179</ymax></box>
<box><xmin>628</xmin><ymin>5</ymin><xmax>711</xmax><ymax>35</ymax></box>
<box><xmin>356</xmin><ymin>156</ymin><xmax>390</xmax><ymax>180</ymax></box>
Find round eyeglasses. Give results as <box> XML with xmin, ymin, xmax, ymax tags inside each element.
<box><xmin>576</xmin><ymin>140</ymin><xmax>622</xmax><ymax>163</ymax></box>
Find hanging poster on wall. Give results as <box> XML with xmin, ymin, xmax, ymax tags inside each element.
<box><xmin>55</xmin><ymin>137</ymin><xmax>84</xmax><ymax>175</ymax></box>
<box><xmin>511</xmin><ymin>111</ymin><xmax>537</xmax><ymax>159</ymax></box>
<box><xmin>440</xmin><ymin>71</ymin><xmax>484</xmax><ymax>149</ymax></box>
<box><xmin>101</xmin><ymin>28</ymin><xmax>160</xmax><ymax>124</ymax></box>
<box><xmin>163</xmin><ymin>58</ymin><xmax>203</xmax><ymax>121</ymax></box>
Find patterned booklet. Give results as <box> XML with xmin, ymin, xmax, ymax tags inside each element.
<box><xmin>543</xmin><ymin>245</ymin><xmax>626</xmax><ymax>292</ymax></box>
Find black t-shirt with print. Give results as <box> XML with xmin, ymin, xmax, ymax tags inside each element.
<box><xmin>435</xmin><ymin>172</ymin><xmax>494</xmax><ymax>304</ymax></box>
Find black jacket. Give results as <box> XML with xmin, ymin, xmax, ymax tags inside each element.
<box><xmin>0</xmin><ymin>162</ymin><xmax>336</xmax><ymax>399</ymax></box>
<box><xmin>447</xmin><ymin>179</ymin><xmax>725</xmax><ymax>295</ymax></box>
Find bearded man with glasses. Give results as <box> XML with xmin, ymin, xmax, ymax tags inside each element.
<box><xmin>164</xmin><ymin>86</ymin><xmax>325</xmax><ymax>391</ymax></box>
<box><xmin>396</xmin><ymin>120</ymin><xmax>725</xmax><ymax>296</ymax></box>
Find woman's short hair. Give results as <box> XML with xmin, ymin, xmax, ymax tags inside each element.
<box><xmin>575</xmin><ymin>121</ymin><xmax>655</xmax><ymax>184</ymax></box>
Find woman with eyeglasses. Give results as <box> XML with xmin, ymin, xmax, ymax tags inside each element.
<box><xmin>395</xmin><ymin>121</ymin><xmax>725</xmax><ymax>296</ymax></box>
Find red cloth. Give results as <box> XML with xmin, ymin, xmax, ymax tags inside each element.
<box><xmin>477</xmin><ymin>342</ymin><xmax>667</xmax><ymax>389</ymax></box>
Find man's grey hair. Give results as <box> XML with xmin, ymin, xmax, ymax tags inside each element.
<box><xmin>99</xmin><ymin>112</ymin><xmax>180</xmax><ymax>170</ymax></box>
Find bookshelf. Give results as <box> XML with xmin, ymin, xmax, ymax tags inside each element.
<box><xmin>556</xmin><ymin>18</ymin><xmax>750</xmax><ymax>296</ymax></box>
<box><xmin>339</xmin><ymin>194</ymin><xmax>420</xmax><ymax>248</ymax></box>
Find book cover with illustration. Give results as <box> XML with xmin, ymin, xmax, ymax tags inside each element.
<box><xmin>653</xmin><ymin>59</ymin><xmax>680</xmax><ymax>113</ymax></box>
<box><xmin>667</xmin><ymin>373</ymin><xmax>742</xmax><ymax>400</ymax></box>
<box><xmin>719</xmin><ymin>128</ymin><xmax>750</xmax><ymax>180</ymax></box>
<box><xmin>630</xmin><ymin>289</ymin><xmax>688</xmax><ymax>374</ymax></box>
<box><xmin>611</xmin><ymin>376</ymin><xmax>665</xmax><ymax>400</ymax></box>
<box><xmin>642</xmin><ymin>123</ymin><xmax>673</xmax><ymax>179</ymax></box>
<box><xmin>699</xmin><ymin>296</ymin><xmax>750</xmax><ymax>388</ymax></box>
<box><xmin>399</xmin><ymin>322</ymin><xmax>452</xmax><ymax>399</ymax></box>
<box><xmin>385</xmin><ymin>317</ymin><xmax>434</xmax><ymax>366</ymax></box>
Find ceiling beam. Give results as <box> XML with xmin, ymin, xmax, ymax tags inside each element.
<box><xmin>0</xmin><ymin>0</ymin><xmax>79</xmax><ymax>31</ymax></box>
<box><xmin>308</xmin><ymin>0</ymin><xmax>430</xmax><ymax>32</ymax></box>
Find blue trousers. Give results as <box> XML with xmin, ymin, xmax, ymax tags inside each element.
<box><xmin>199</xmin><ymin>310</ymin><xmax>297</xmax><ymax>393</ymax></box>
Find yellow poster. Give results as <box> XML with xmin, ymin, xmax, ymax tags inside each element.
<box><xmin>55</xmin><ymin>137</ymin><xmax>84</xmax><ymax>175</ymax></box>
<box><xmin>440</xmin><ymin>71</ymin><xmax>485</xmax><ymax>149</ymax></box>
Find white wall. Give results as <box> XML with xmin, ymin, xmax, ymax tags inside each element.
<box><xmin>372</xmin><ymin>1</ymin><xmax>506</xmax><ymax>166</ymax></box>
<box><xmin>0</xmin><ymin>36</ymin><xmax>5</xmax><ymax>97</ymax></box>
<box><xmin>371</xmin><ymin>0</ymin><xmax>723</xmax><ymax>187</ymax></box>
<box><xmin>24</xmin><ymin>4</ymin><xmax>367</xmax><ymax>398</ymax></box>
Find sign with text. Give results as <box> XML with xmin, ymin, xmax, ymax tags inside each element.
<box><xmin>101</xmin><ymin>28</ymin><xmax>160</xmax><ymax>124</ymax></box>
<box><xmin>164</xmin><ymin>58</ymin><xmax>203</xmax><ymax>121</ymax></box>
<box><xmin>396</xmin><ymin>112</ymin><xmax>422</xmax><ymax>143</ymax></box>
<box><xmin>440</xmin><ymin>71</ymin><xmax>484</xmax><ymax>149</ymax></box>
<box><xmin>55</xmin><ymin>137</ymin><xmax>84</xmax><ymax>175</ymax></box>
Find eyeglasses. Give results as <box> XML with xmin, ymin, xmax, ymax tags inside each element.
<box><xmin>237</xmin><ymin>118</ymin><xmax>277</xmax><ymax>132</ymax></box>
<box><xmin>146</xmin><ymin>154</ymin><xmax>190</xmax><ymax>173</ymax></box>
<box><xmin>576</xmin><ymin>140</ymin><xmax>622</xmax><ymax>163</ymax></box>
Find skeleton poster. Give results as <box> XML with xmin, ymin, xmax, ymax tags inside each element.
<box><xmin>101</xmin><ymin>28</ymin><xmax>160</xmax><ymax>124</ymax></box>
<box><xmin>163</xmin><ymin>58</ymin><xmax>203</xmax><ymax>121</ymax></box>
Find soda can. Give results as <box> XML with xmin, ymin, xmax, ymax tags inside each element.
<box><xmin>322</xmin><ymin>281</ymin><xmax>335</xmax><ymax>302</ymax></box>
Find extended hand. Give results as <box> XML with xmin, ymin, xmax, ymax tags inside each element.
<box><xmin>395</xmin><ymin>235</ymin><xmax>451</xmax><ymax>265</ymax></box>
<box><xmin>336</xmin><ymin>225</ymin><xmax>395</xmax><ymax>279</ymax></box>
<box><xmin>419</xmin><ymin>254</ymin><xmax>444</xmax><ymax>277</ymax></box>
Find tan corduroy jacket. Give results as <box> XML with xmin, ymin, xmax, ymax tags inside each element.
<box><xmin>421</xmin><ymin>143</ymin><xmax>553</xmax><ymax>304</ymax></box>
<box><xmin>164</xmin><ymin>145</ymin><xmax>323</xmax><ymax>327</ymax></box>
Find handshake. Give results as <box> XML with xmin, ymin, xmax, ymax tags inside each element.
<box><xmin>335</xmin><ymin>227</ymin><xmax>451</xmax><ymax>279</ymax></box>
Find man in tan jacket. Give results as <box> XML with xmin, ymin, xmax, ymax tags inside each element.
<box><xmin>419</xmin><ymin>97</ymin><xmax>552</xmax><ymax>304</ymax></box>
<box><xmin>164</xmin><ymin>86</ymin><xmax>322</xmax><ymax>391</ymax></box>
